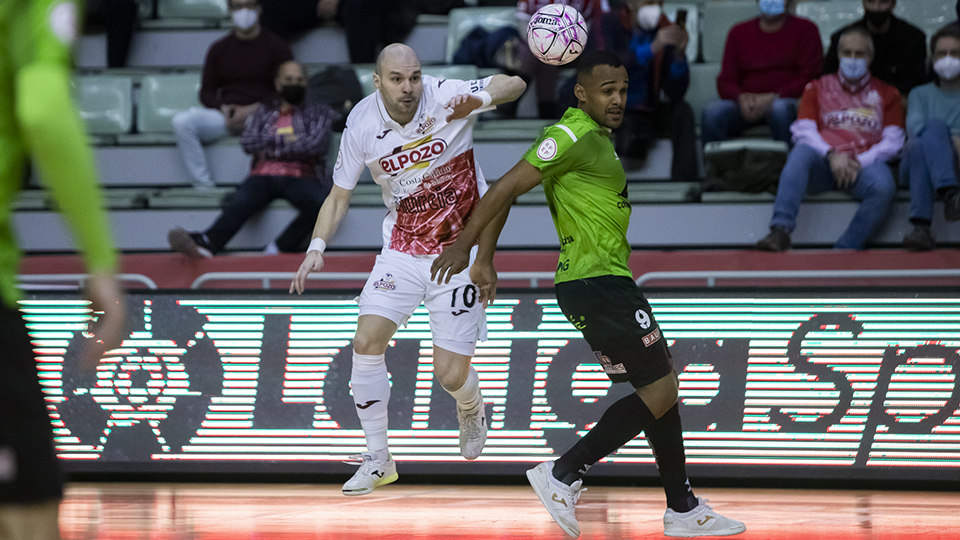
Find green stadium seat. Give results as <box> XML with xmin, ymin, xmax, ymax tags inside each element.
<box><xmin>157</xmin><ymin>0</ymin><xmax>227</xmax><ymax>19</ymax></box>
<box><xmin>687</xmin><ymin>63</ymin><xmax>721</xmax><ymax>125</ymax></box>
<box><xmin>662</xmin><ymin>4</ymin><xmax>699</xmax><ymax>64</ymax></box>
<box><xmin>72</xmin><ymin>75</ymin><xmax>133</xmax><ymax>135</ymax></box>
<box><xmin>894</xmin><ymin>0</ymin><xmax>955</xmax><ymax>38</ymax></box>
<box><xmin>446</xmin><ymin>7</ymin><xmax>519</xmax><ymax>64</ymax></box>
<box><xmin>701</xmin><ymin>1</ymin><xmax>759</xmax><ymax>63</ymax></box>
<box><xmin>354</xmin><ymin>64</ymin><xmax>481</xmax><ymax>97</ymax></box>
<box><xmin>137</xmin><ymin>73</ymin><xmax>202</xmax><ymax>133</ymax></box>
<box><xmin>138</xmin><ymin>0</ymin><xmax>155</xmax><ymax>18</ymax></box>
<box><xmin>795</xmin><ymin>1</ymin><xmax>863</xmax><ymax>49</ymax></box>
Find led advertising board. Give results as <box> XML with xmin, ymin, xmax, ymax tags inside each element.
<box><xmin>25</xmin><ymin>290</ymin><xmax>960</xmax><ymax>480</ymax></box>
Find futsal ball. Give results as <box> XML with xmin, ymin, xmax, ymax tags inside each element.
<box><xmin>526</xmin><ymin>4</ymin><xmax>588</xmax><ymax>66</ymax></box>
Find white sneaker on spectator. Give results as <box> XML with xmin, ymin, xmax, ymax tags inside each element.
<box><xmin>263</xmin><ymin>241</ymin><xmax>279</xmax><ymax>255</ymax></box>
<box><xmin>457</xmin><ymin>403</ymin><xmax>487</xmax><ymax>460</ymax></box>
<box><xmin>526</xmin><ymin>460</ymin><xmax>583</xmax><ymax>538</ymax></box>
<box><xmin>663</xmin><ymin>497</ymin><xmax>746</xmax><ymax>537</ymax></box>
<box><xmin>341</xmin><ymin>452</ymin><xmax>398</xmax><ymax>496</ymax></box>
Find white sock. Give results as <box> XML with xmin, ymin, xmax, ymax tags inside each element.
<box><xmin>351</xmin><ymin>352</ymin><xmax>390</xmax><ymax>460</ymax></box>
<box><xmin>444</xmin><ymin>366</ymin><xmax>482</xmax><ymax>412</ymax></box>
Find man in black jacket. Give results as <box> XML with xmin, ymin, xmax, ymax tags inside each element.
<box><xmin>169</xmin><ymin>61</ymin><xmax>337</xmax><ymax>256</ymax></box>
<box><xmin>823</xmin><ymin>0</ymin><xmax>926</xmax><ymax>97</ymax></box>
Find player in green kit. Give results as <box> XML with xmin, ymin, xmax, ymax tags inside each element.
<box><xmin>1</xmin><ymin>1</ymin><xmax>127</xmax><ymax>538</ymax></box>
<box><xmin>431</xmin><ymin>51</ymin><xmax>745</xmax><ymax>538</ymax></box>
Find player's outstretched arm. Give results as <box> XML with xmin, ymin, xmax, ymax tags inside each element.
<box><xmin>290</xmin><ymin>185</ymin><xmax>353</xmax><ymax>294</ymax></box>
<box><xmin>79</xmin><ymin>273</ymin><xmax>127</xmax><ymax>373</ymax></box>
<box><xmin>431</xmin><ymin>160</ymin><xmax>543</xmax><ymax>284</ymax></box>
<box><xmin>444</xmin><ymin>74</ymin><xmax>527</xmax><ymax>122</ymax></box>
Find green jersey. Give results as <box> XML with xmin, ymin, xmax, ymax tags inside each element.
<box><xmin>0</xmin><ymin>0</ymin><xmax>117</xmax><ymax>306</ymax></box>
<box><xmin>523</xmin><ymin>107</ymin><xmax>631</xmax><ymax>284</ymax></box>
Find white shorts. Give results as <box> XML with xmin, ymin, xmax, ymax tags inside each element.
<box><xmin>358</xmin><ymin>248</ymin><xmax>488</xmax><ymax>356</ymax></box>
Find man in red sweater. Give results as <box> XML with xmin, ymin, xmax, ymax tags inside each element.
<box><xmin>171</xmin><ymin>0</ymin><xmax>293</xmax><ymax>189</ymax></box>
<box><xmin>702</xmin><ymin>0</ymin><xmax>822</xmax><ymax>145</ymax></box>
<box><xmin>756</xmin><ymin>26</ymin><xmax>904</xmax><ymax>251</ymax></box>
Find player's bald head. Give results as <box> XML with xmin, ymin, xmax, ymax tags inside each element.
<box><xmin>376</xmin><ymin>44</ymin><xmax>421</xmax><ymax>76</ymax></box>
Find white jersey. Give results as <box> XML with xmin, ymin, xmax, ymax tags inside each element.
<box><xmin>333</xmin><ymin>74</ymin><xmax>493</xmax><ymax>256</ymax></box>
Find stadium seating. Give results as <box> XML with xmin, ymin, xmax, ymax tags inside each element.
<box><xmin>156</xmin><ymin>0</ymin><xmax>227</xmax><ymax>20</ymax></box>
<box><xmin>136</xmin><ymin>72</ymin><xmax>202</xmax><ymax>135</ymax></box>
<box><xmin>795</xmin><ymin>1</ymin><xmax>864</xmax><ymax>48</ymax></box>
<box><xmin>72</xmin><ymin>75</ymin><xmax>133</xmax><ymax>136</ymax></box>
<box><xmin>446</xmin><ymin>7</ymin><xmax>519</xmax><ymax>64</ymax></box>
<box><xmin>701</xmin><ymin>0</ymin><xmax>758</xmax><ymax>63</ymax></box>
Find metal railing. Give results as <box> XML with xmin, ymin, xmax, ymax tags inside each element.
<box><xmin>189</xmin><ymin>271</ymin><xmax>557</xmax><ymax>289</ymax></box>
<box><xmin>18</xmin><ymin>273</ymin><xmax>158</xmax><ymax>290</ymax></box>
<box><xmin>635</xmin><ymin>269</ymin><xmax>960</xmax><ymax>287</ymax></box>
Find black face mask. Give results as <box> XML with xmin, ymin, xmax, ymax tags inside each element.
<box><xmin>281</xmin><ymin>84</ymin><xmax>306</xmax><ymax>106</ymax></box>
<box><xmin>864</xmin><ymin>9</ymin><xmax>892</xmax><ymax>27</ymax></box>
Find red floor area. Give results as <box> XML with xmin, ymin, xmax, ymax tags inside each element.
<box><xmin>20</xmin><ymin>249</ymin><xmax>960</xmax><ymax>289</ymax></box>
<box><xmin>58</xmin><ymin>483</ymin><xmax>960</xmax><ymax>539</ymax></box>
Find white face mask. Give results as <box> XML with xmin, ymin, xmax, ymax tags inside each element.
<box><xmin>636</xmin><ymin>5</ymin><xmax>661</xmax><ymax>31</ymax></box>
<box><xmin>839</xmin><ymin>56</ymin><xmax>868</xmax><ymax>82</ymax></box>
<box><xmin>934</xmin><ymin>55</ymin><xmax>960</xmax><ymax>81</ymax></box>
<box><xmin>232</xmin><ymin>8</ymin><xmax>258</xmax><ymax>30</ymax></box>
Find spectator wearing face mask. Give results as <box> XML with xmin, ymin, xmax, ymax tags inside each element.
<box><xmin>171</xmin><ymin>0</ymin><xmax>293</xmax><ymax>190</ymax></box>
<box><xmin>824</xmin><ymin>0</ymin><xmax>926</xmax><ymax>97</ymax></box>
<box><xmin>901</xmin><ymin>25</ymin><xmax>960</xmax><ymax>251</ymax></box>
<box><xmin>168</xmin><ymin>61</ymin><xmax>337</xmax><ymax>257</ymax></box>
<box><xmin>595</xmin><ymin>0</ymin><xmax>697</xmax><ymax>182</ymax></box>
<box><xmin>701</xmin><ymin>0</ymin><xmax>822</xmax><ymax>146</ymax></box>
<box><xmin>756</xmin><ymin>26</ymin><xmax>904</xmax><ymax>252</ymax></box>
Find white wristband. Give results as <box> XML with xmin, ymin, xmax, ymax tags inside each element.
<box><xmin>307</xmin><ymin>238</ymin><xmax>326</xmax><ymax>255</ymax></box>
<box><xmin>475</xmin><ymin>90</ymin><xmax>492</xmax><ymax>108</ymax></box>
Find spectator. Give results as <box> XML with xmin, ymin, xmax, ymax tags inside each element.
<box><xmin>85</xmin><ymin>0</ymin><xmax>139</xmax><ymax>68</ymax></box>
<box><xmin>702</xmin><ymin>0</ymin><xmax>822</xmax><ymax>145</ymax></box>
<box><xmin>516</xmin><ymin>0</ymin><xmax>607</xmax><ymax>118</ymax></box>
<box><xmin>260</xmin><ymin>0</ymin><xmax>418</xmax><ymax>63</ymax></box>
<box><xmin>168</xmin><ymin>61</ymin><xmax>336</xmax><ymax>257</ymax></box>
<box><xmin>596</xmin><ymin>0</ymin><xmax>696</xmax><ymax>182</ymax></box>
<box><xmin>901</xmin><ymin>25</ymin><xmax>960</xmax><ymax>251</ymax></box>
<box><xmin>172</xmin><ymin>0</ymin><xmax>293</xmax><ymax>189</ymax></box>
<box><xmin>823</xmin><ymin>0</ymin><xmax>926</xmax><ymax>97</ymax></box>
<box><xmin>756</xmin><ymin>26</ymin><xmax>904</xmax><ymax>252</ymax></box>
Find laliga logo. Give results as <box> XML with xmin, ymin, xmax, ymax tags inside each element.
<box><xmin>380</xmin><ymin>139</ymin><xmax>447</xmax><ymax>175</ymax></box>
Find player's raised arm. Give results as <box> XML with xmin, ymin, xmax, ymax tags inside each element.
<box><xmin>444</xmin><ymin>74</ymin><xmax>527</xmax><ymax>122</ymax></box>
<box><xmin>431</xmin><ymin>160</ymin><xmax>543</xmax><ymax>285</ymax></box>
<box><xmin>289</xmin><ymin>185</ymin><xmax>353</xmax><ymax>294</ymax></box>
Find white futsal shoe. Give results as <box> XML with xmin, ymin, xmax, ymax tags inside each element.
<box><xmin>342</xmin><ymin>452</ymin><xmax>398</xmax><ymax>496</ymax></box>
<box><xmin>663</xmin><ymin>497</ymin><xmax>746</xmax><ymax>537</ymax></box>
<box><xmin>526</xmin><ymin>460</ymin><xmax>584</xmax><ymax>538</ymax></box>
<box><xmin>457</xmin><ymin>403</ymin><xmax>487</xmax><ymax>460</ymax></box>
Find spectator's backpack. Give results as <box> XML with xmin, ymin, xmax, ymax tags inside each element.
<box><xmin>306</xmin><ymin>65</ymin><xmax>364</xmax><ymax>131</ymax></box>
<box><xmin>702</xmin><ymin>140</ymin><xmax>788</xmax><ymax>194</ymax></box>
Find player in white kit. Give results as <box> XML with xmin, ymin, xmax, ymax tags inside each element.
<box><xmin>290</xmin><ymin>44</ymin><xmax>526</xmax><ymax>495</ymax></box>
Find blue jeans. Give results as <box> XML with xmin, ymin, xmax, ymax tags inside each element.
<box><xmin>701</xmin><ymin>98</ymin><xmax>797</xmax><ymax>144</ymax></box>
<box><xmin>171</xmin><ymin>106</ymin><xmax>228</xmax><ymax>187</ymax></box>
<box><xmin>904</xmin><ymin>118</ymin><xmax>960</xmax><ymax>222</ymax></box>
<box><xmin>770</xmin><ymin>144</ymin><xmax>896</xmax><ymax>249</ymax></box>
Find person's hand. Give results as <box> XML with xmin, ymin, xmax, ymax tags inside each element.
<box><xmin>829</xmin><ymin>152</ymin><xmax>860</xmax><ymax>189</ymax></box>
<box><xmin>430</xmin><ymin>241</ymin><xmax>472</xmax><ymax>284</ymax></box>
<box><xmin>675</xmin><ymin>27</ymin><xmax>689</xmax><ymax>53</ymax></box>
<box><xmin>444</xmin><ymin>93</ymin><xmax>483</xmax><ymax>122</ymax></box>
<box><xmin>739</xmin><ymin>93</ymin><xmax>761</xmax><ymax>122</ymax></box>
<box><xmin>220</xmin><ymin>104</ymin><xmax>236</xmax><ymax>119</ymax></box>
<box><xmin>753</xmin><ymin>93</ymin><xmax>778</xmax><ymax>116</ymax></box>
<box><xmin>290</xmin><ymin>251</ymin><xmax>325</xmax><ymax>295</ymax></box>
<box><xmin>651</xmin><ymin>25</ymin><xmax>686</xmax><ymax>54</ymax></box>
<box><xmin>317</xmin><ymin>0</ymin><xmax>339</xmax><ymax>19</ymax></box>
<box><xmin>78</xmin><ymin>273</ymin><xmax>126</xmax><ymax>374</ymax></box>
<box><xmin>469</xmin><ymin>259</ymin><xmax>498</xmax><ymax>308</ymax></box>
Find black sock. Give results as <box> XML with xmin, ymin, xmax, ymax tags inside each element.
<box><xmin>910</xmin><ymin>217</ymin><xmax>932</xmax><ymax>227</ymax></box>
<box><xmin>937</xmin><ymin>186</ymin><xmax>959</xmax><ymax>200</ymax></box>
<box><xmin>552</xmin><ymin>392</ymin><xmax>655</xmax><ymax>485</ymax></box>
<box><xmin>645</xmin><ymin>402</ymin><xmax>698</xmax><ymax>513</ymax></box>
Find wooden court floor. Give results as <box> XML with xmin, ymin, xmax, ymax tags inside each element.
<box><xmin>59</xmin><ymin>483</ymin><xmax>960</xmax><ymax>539</ymax></box>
